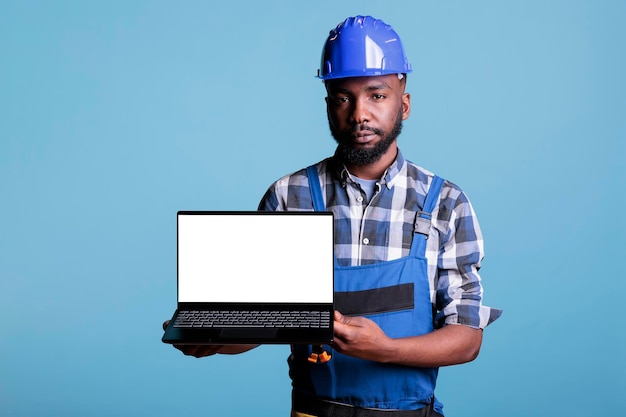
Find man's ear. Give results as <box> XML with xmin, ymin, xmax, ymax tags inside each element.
<box><xmin>401</xmin><ymin>92</ymin><xmax>411</xmax><ymax>120</ymax></box>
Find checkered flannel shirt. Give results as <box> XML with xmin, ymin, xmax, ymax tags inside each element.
<box><xmin>258</xmin><ymin>149</ymin><xmax>501</xmax><ymax>329</ymax></box>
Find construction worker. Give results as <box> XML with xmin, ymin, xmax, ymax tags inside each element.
<box><xmin>165</xmin><ymin>15</ymin><xmax>501</xmax><ymax>417</ymax></box>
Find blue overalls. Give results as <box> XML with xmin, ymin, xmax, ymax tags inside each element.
<box><xmin>290</xmin><ymin>166</ymin><xmax>446</xmax><ymax>415</ymax></box>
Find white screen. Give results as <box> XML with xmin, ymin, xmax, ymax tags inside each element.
<box><xmin>177</xmin><ymin>213</ymin><xmax>334</xmax><ymax>303</ymax></box>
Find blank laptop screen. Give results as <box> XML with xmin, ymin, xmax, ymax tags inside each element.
<box><xmin>177</xmin><ymin>212</ymin><xmax>334</xmax><ymax>304</ymax></box>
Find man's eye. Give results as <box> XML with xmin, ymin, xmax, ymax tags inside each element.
<box><xmin>372</xmin><ymin>94</ymin><xmax>385</xmax><ymax>100</ymax></box>
<box><xmin>331</xmin><ymin>96</ymin><xmax>350</xmax><ymax>105</ymax></box>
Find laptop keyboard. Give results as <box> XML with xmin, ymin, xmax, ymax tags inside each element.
<box><xmin>174</xmin><ymin>310</ymin><xmax>331</xmax><ymax>328</ymax></box>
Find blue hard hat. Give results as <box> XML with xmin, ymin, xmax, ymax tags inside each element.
<box><xmin>317</xmin><ymin>16</ymin><xmax>412</xmax><ymax>80</ymax></box>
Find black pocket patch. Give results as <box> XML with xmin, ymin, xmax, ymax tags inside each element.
<box><xmin>335</xmin><ymin>283</ymin><xmax>414</xmax><ymax>316</ymax></box>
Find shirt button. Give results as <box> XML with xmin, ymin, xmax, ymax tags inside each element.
<box><xmin>363</xmin><ymin>238</ymin><xmax>369</xmax><ymax>245</ymax></box>
<box><xmin>357</xmin><ymin>196</ymin><xmax>364</xmax><ymax>203</ymax></box>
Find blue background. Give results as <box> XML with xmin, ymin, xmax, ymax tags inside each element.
<box><xmin>1</xmin><ymin>1</ymin><xmax>624</xmax><ymax>415</ymax></box>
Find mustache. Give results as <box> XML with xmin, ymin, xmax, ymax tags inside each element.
<box><xmin>341</xmin><ymin>124</ymin><xmax>385</xmax><ymax>137</ymax></box>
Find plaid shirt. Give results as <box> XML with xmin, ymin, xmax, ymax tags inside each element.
<box><xmin>258</xmin><ymin>149</ymin><xmax>501</xmax><ymax>329</ymax></box>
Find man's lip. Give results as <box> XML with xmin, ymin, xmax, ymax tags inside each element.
<box><xmin>351</xmin><ymin>130</ymin><xmax>377</xmax><ymax>143</ymax></box>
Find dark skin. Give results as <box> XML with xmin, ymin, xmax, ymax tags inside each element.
<box><xmin>325</xmin><ymin>74</ymin><xmax>409</xmax><ymax>179</ymax></box>
<box><xmin>164</xmin><ymin>74</ymin><xmax>482</xmax><ymax>365</ymax></box>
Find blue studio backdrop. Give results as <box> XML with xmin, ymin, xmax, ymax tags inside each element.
<box><xmin>1</xmin><ymin>1</ymin><xmax>624</xmax><ymax>416</ymax></box>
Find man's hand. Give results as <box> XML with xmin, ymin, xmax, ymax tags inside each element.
<box><xmin>162</xmin><ymin>320</ymin><xmax>258</xmax><ymax>358</ymax></box>
<box><xmin>332</xmin><ymin>311</ymin><xmax>393</xmax><ymax>362</ymax></box>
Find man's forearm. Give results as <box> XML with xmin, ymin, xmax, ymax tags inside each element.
<box><xmin>378</xmin><ymin>324</ymin><xmax>483</xmax><ymax>367</ymax></box>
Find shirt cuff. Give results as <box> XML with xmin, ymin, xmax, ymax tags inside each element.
<box><xmin>437</xmin><ymin>304</ymin><xmax>503</xmax><ymax>330</ymax></box>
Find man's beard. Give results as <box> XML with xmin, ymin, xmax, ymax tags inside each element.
<box><xmin>330</xmin><ymin>109</ymin><xmax>403</xmax><ymax>167</ymax></box>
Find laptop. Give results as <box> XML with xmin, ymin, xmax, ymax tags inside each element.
<box><xmin>162</xmin><ymin>211</ymin><xmax>334</xmax><ymax>345</ymax></box>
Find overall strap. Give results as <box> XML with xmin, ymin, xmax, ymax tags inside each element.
<box><xmin>307</xmin><ymin>165</ymin><xmax>326</xmax><ymax>212</ymax></box>
<box><xmin>413</xmin><ymin>175</ymin><xmax>445</xmax><ymax>237</ymax></box>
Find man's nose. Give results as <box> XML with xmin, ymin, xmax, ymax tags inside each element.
<box><xmin>350</xmin><ymin>97</ymin><xmax>370</xmax><ymax>124</ymax></box>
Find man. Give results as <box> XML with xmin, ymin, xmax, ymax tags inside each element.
<box><xmin>165</xmin><ymin>16</ymin><xmax>501</xmax><ymax>416</ymax></box>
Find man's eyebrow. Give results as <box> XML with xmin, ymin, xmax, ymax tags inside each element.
<box><xmin>364</xmin><ymin>83</ymin><xmax>391</xmax><ymax>91</ymax></box>
<box><xmin>328</xmin><ymin>83</ymin><xmax>391</xmax><ymax>94</ymax></box>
